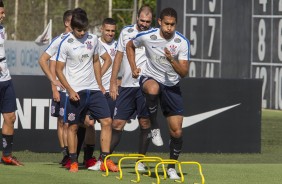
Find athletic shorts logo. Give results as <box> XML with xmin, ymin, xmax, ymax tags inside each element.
<box><xmin>51</xmin><ymin>106</ymin><xmax>55</xmax><ymax>114</ymax></box>
<box><xmin>59</xmin><ymin>108</ymin><xmax>64</xmax><ymax>116</ymax></box>
<box><xmin>68</xmin><ymin>113</ymin><xmax>75</xmax><ymax>121</ymax></box>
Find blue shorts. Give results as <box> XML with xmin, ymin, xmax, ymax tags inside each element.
<box><xmin>113</xmin><ymin>87</ymin><xmax>149</xmax><ymax>120</ymax></box>
<box><xmin>59</xmin><ymin>92</ymin><xmax>68</xmax><ymax>122</ymax></box>
<box><xmin>0</xmin><ymin>80</ymin><xmax>17</xmax><ymax>113</ymax></box>
<box><xmin>140</xmin><ymin>76</ymin><xmax>184</xmax><ymax>117</ymax></box>
<box><xmin>66</xmin><ymin>90</ymin><xmax>111</xmax><ymax>124</ymax></box>
<box><xmin>51</xmin><ymin>94</ymin><xmax>61</xmax><ymax>117</ymax></box>
<box><xmin>105</xmin><ymin>92</ymin><xmax>116</xmax><ymax>118</ymax></box>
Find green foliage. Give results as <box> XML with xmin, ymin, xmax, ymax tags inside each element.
<box><xmin>3</xmin><ymin>0</ymin><xmax>156</xmax><ymax>41</ymax></box>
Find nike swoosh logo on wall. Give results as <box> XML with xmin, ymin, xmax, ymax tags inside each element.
<box><xmin>94</xmin><ymin>103</ymin><xmax>241</xmax><ymax>131</ymax></box>
<box><xmin>182</xmin><ymin>103</ymin><xmax>240</xmax><ymax>128</ymax></box>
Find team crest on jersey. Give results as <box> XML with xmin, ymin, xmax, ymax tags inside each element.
<box><xmin>87</xmin><ymin>35</ymin><xmax>93</xmax><ymax>39</ymax></box>
<box><xmin>174</xmin><ymin>38</ymin><xmax>181</xmax><ymax>43</ymax></box>
<box><xmin>110</xmin><ymin>48</ymin><xmax>116</xmax><ymax>56</ymax></box>
<box><xmin>85</xmin><ymin>41</ymin><xmax>93</xmax><ymax>50</ymax></box>
<box><xmin>150</xmin><ymin>34</ymin><xmax>157</xmax><ymax>40</ymax></box>
<box><xmin>68</xmin><ymin>113</ymin><xmax>75</xmax><ymax>121</ymax></box>
<box><xmin>128</xmin><ymin>28</ymin><xmax>134</xmax><ymax>33</ymax></box>
<box><xmin>67</xmin><ymin>38</ymin><xmax>74</xmax><ymax>43</ymax></box>
<box><xmin>169</xmin><ymin>45</ymin><xmax>177</xmax><ymax>55</ymax></box>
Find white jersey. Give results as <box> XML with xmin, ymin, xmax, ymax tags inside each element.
<box><xmin>133</xmin><ymin>28</ymin><xmax>190</xmax><ymax>86</ymax></box>
<box><xmin>0</xmin><ymin>25</ymin><xmax>11</xmax><ymax>81</ymax></box>
<box><xmin>117</xmin><ymin>24</ymin><xmax>148</xmax><ymax>87</ymax></box>
<box><xmin>57</xmin><ymin>32</ymin><xmax>103</xmax><ymax>92</ymax></box>
<box><xmin>98</xmin><ymin>37</ymin><xmax>117</xmax><ymax>92</ymax></box>
<box><xmin>46</xmin><ymin>32</ymin><xmax>70</xmax><ymax>60</ymax></box>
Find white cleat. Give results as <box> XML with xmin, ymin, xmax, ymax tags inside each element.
<box><xmin>88</xmin><ymin>160</ymin><xmax>101</xmax><ymax>171</ymax></box>
<box><xmin>137</xmin><ymin>162</ymin><xmax>146</xmax><ymax>171</ymax></box>
<box><xmin>151</xmin><ymin>128</ymin><xmax>164</xmax><ymax>146</ymax></box>
<box><xmin>167</xmin><ymin>168</ymin><xmax>180</xmax><ymax>180</ymax></box>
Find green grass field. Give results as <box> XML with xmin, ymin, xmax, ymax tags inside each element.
<box><xmin>0</xmin><ymin>109</ymin><xmax>282</xmax><ymax>184</ymax></box>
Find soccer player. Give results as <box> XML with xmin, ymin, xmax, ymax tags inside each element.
<box><xmin>56</xmin><ymin>10</ymin><xmax>117</xmax><ymax>173</ymax></box>
<box><xmin>88</xmin><ymin>17</ymin><xmax>118</xmax><ymax>171</ymax></box>
<box><xmin>126</xmin><ymin>7</ymin><xmax>190</xmax><ymax>179</ymax></box>
<box><xmin>0</xmin><ymin>0</ymin><xmax>23</xmax><ymax>166</ymax></box>
<box><xmin>109</xmin><ymin>5</ymin><xmax>163</xmax><ymax>171</ymax></box>
<box><xmin>38</xmin><ymin>9</ymin><xmax>72</xmax><ymax>166</ymax></box>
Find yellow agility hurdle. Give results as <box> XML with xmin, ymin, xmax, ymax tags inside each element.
<box><xmin>116</xmin><ymin>155</ymin><xmax>146</xmax><ymax>180</ymax></box>
<box><xmin>153</xmin><ymin>159</ymin><xmax>181</xmax><ymax>184</ymax></box>
<box><xmin>177</xmin><ymin>161</ymin><xmax>205</xmax><ymax>184</ymax></box>
<box><xmin>131</xmin><ymin>156</ymin><xmax>165</xmax><ymax>183</ymax></box>
<box><xmin>102</xmin><ymin>153</ymin><xmax>145</xmax><ymax>177</ymax></box>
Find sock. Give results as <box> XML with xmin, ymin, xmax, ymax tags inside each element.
<box><xmin>2</xmin><ymin>134</ymin><xmax>13</xmax><ymax>156</ymax></box>
<box><xmin>100</xmin><ymin>152</ymin><xmax>109</xmax><ymax>162</ymax></box>
<box><xmin>144</xmin><ymin>93</ymin><xmax>159</xmax><ymax>129</ymax></box>
<box><xmin>168</xmin><ymin>136</ymin><xmax>183</xmax><ymax>169</ymax></box>
<box><xmin>69</xmin><ymin>153</ymin><xmax>78</xmax><ymax>163</ymax></box>
<box><xmin>76</xmin><ymin>126</ymin><xmax>86</xmax><ymax>158</ymax></box>
<box><xmin>110</xmin><ymin>129</ymin><xmax>122</xmax><ymax>153</ymax></box>
<box><xmin>84</xmin><ymin>144</ymin><xmax>95</xmax><ymax>161</ymax></box>
<box><xmin>138</xmin><ymin>128</ymin><xmax>150</xmax><ymax>155</ymax></box>
<box><xmin>62</xmin><ymin>146</ymin><xmax>69</xmax><ymax>157</ymax></box>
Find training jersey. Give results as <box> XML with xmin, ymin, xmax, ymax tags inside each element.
<box><xmin>98</xmin><ymin>37</ymin><xmax>117</xmax><ymax>92</ymax></box>
<box><xmin>57</xmin><ymin>32</ymin><xmax>104</xmax><ymax>92</ymax></box>
<box><xmin>133</xmin><ymin>28</ymin><xmax>190</xmax><ymax>86</ymax></box>
<box><xmin>0</xmin><ymin>25</ymin><xmax>11</xmax><ymax>81</ymax></box>
<box><xmin>116</xmin><ymin>24</ymin><xmax>148</xmax><ymax>87</ymax></box>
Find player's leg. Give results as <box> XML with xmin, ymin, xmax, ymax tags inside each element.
<box><xmin>83</xmin><ymin>114</ymin><xmax>96</xmax><ymax>168</ymax></box>
<box><xmin>140</xmin><ymin>76</ymin><xmax>163</xmax><ymax>146</ymax></box>
<box><xmin>1</xmin><ymin>80</ymin><xmax>23</xmax><ymax>166</ymax></box>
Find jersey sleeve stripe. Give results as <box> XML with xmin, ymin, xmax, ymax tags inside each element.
<box><xmin>55</xmin><ymin>34</ymin><xmax>70</xmax><ymax>61</ymax></box>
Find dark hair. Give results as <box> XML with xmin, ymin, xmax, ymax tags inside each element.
<box><xmin>102</xmin><ymin>18</ymin><xmax>116</xmax><ymax>26</ymax></box>
<box><xmin>0</xmin><ymin>0</ymin><xmax>4</xmax><ymax>8</ymax></box>
<box><xmin>137</xmin><ymin>5</ymin><xmax>153</xmax><ymax>18</ymax></box>
<box><xmin>72</xmin><ymin>7</ymin><xmax>87</xmax><ymax>16</ymax></box>
<box><xmin>63</xmin><ymin>10</ymin><xmax>72</xmax><ymax>24</ymax></box>
<box><xmin>71</xmin><ymin>9</ymin><xmax>88</xmax><ymax>30</ymax></box>
<box><xmin>160</xmin><ymin>7</ymin><xmax>177</xmax><ymax>23</ymax></box>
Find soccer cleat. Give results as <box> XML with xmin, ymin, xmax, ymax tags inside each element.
<box><xmin>1</xmin><ymin>155</ymin><xmax>24</xmax><ymax>166</ymax></box>
<box><xmin>88</xmin><ymin>160</ymin><xmax>101</xmax><ymax>171</ymax></box>
<box><xmin>151</xmin><ymin>128</ymin><xmax>164</xmax><ymax>146</ymax></box>
<box><xmin>60</xmin><ymin>155</ymin><xmax>69</xmax><ymax>165</ymax></box>
<box><xmin>137</xmin><ymin>162</ymin><xmax>146</xmax><ymax>171</ymax></box>
<box><xmin>69</xmin><ymin>162</ymin><xmax>78</xmax><ymax>173</ymax></box>
<box><xmin>84</xmin><ymin>157</ymin><xmax>97</xmax><ymax>168</ymax></box>
<box><xmin>100</xmin><ymin>159</ymin><xmax>119</xmax><ymax>172</ymax></box>
<box><xmin>167</xmin><ymin>168</ymin><xmax>180</xmax><ymax>180</ymax></box>
<box><xmin>64</xmin><ymin>158</ymin><xmax>71</xmax><ymax>169</ymax></box>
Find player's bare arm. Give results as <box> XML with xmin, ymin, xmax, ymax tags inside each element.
<box><xmin>126</xmin><ymin>40</ymin><xmax>140</xmax><ymax>78</ymax></box>
<box><xmin>109</xmin><ymin>51</ymin><xmax>123</xmax><ymax>100</ymax></box>
<box><xmin>39</xmin><ymin>52</ymin><xmax>65</xmax><ymax>90</ymax></box>
<box><xmin>100</xmin><ymin>52</ymin><xmax>112</xmax><ymax>77</ymax></box>
<box><xmin>93</xmin><ymin>53</ymin><xmax>105</xmax><ymax>94</ymax></box>
<box><xmin>49</xmin><ymin>60</ymin><xmax>61</xmax><ymax>102</ymax></box>
<box><xmin>56</xmin><ymin>61</ymin><xmax>80</xmax><ymax>101</ymax></box>
<box><xmin>164</xmin><ymin>47</ymin><xmax>189</xmax><ymax>78</ymax></box>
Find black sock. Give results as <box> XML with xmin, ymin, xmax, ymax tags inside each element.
<box><xmin>144</xmin><ymin>93</ymin><xmax>159</xmax><ymax>129</ymax></box>
<box><xmin>110</xmin><ymin>129</ymin><xmax>122</xmax><ymax>153</ymax></box>
<box><xmin>62</xmin><ymin>146</ymin><xmax>69</xmax><ymax>157</ymax></box>
<box><xmin>168</xmin><ymin>136</ymin><xmax>183</xmax><ymax>169</ymax></box>
<box><xmin>84</xmin><ymin>144</ymin><xmax>95</xmax><ymax>161</ymax></box>
<box><xmin>76</xmin><ymin>126</ymin><xmax>86</xmax><ymax>158</ymax></box>
<box><xmin>100</xmin><ymin>152</ymin><xmax>109</xmax><ymax>162</ymax></box>
<box><xmin>138</xmin><ymin>128</ymin><xmax>150</xmax><ymax>155</ymax></box>
<box><xmin>69</xmin><ymin>153</ymin><xmax>78</xmax><ymax>163</ymax></box>
<box><xmin>2</xmin><ymin>134</ymin><xmax>13</xmax><ymax>156</ymax></box>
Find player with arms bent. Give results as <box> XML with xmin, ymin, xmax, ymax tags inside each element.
<box><xmin>126</xmin><ymin>7</ymin><xmax>190</xmax><ymax>179</ymax></box>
